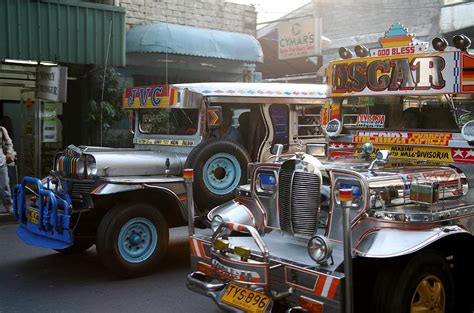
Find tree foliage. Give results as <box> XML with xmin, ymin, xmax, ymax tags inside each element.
<box><xmin>86</xmin><ymin>67</ymin><xmax>124</xmax><ymax>145</ymax></box>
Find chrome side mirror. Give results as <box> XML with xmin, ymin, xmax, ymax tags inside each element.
<box><xmin>361</xmin><ymin>142</ymin><xmax>374</xmax><ymax>160</ymax></box>
<box><xmin>272</xmin><ymin>144</ymin><xmax>283</xmax><ymax>162</ymax></box>
<box><xmin>368</xmin><ymin>149</ymin><xmax>391</xmax><ymax>172</ymax></box>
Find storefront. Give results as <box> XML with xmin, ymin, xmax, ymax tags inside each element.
<box><xmin>0</xmin><ymin>0</ymin><xmax>125</xmax><ymax>178</ymax></box>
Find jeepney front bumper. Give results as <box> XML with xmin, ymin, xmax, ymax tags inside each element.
<box><xmin>187</xmin><ymin>223</ymin><xmax>343</xmax><ymax>313</ymax></box>
<box><xmin>13</xmin><ymin>176</ymin><xmax>74</xmax><ymax>249</ymax></box>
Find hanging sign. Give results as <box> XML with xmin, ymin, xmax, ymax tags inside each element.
<box><xmin>123</xmin><ymin>85</ymin><xmax>170</xmax><ymax>109</ymax></box>
<box><xmin>42</xmin><ymin>119</ymin><xmax>57</xmax><ymax>143</ymax></box>
<box><xmin>278</xmin><ymin>17</ymin><xmax>322</xmax><ymax>60</ymax></box>
<box><xmin>36</xmin><ymin>66</ymin><xmax>68</xmax><ymax>103</ymax></box>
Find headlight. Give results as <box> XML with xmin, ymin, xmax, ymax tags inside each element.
<box><xmin>211</xmin><ymin>215</ymin><xmax>225</xmax><ymax>232</ymax></box>
<box><xmin>85</xmin><ymin>155</ymin><xmax>97</xmax><ymax>177</ymax></box>
<box><xmin>307</xmin><ymin>235</ymin><xmax>332</xmax><ymax>264</ymax></box>
<box><xmin>257</xmin><ymin>172</ymin><xmax>276</xmax><ymax>193</ymax></box>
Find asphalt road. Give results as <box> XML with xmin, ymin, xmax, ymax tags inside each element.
<box><xmin>0</xmin><ymin>224</ymin><xmax>221</xmax><ymax>313</ymax></box>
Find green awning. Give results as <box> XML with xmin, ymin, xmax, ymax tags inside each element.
<box><xmin>0</xmin><ymin>0</ymin><xmax>125</xmax><ymax>66</ymax></box>
<box><xmin>126</xmin><ymin>23</ymin><xmax>263</xmax><ymax>63</ymax></box>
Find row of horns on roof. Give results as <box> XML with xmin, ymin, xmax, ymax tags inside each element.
<box><xmin>338</xmin><ymin>34</ymin><xmax>472</xmax><ymax>59</ymax></box>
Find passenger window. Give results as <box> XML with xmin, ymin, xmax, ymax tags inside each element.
<box><xmin>269</xmin><ymin>104</ymin><xmax>289</xmax><ymax>152</ymax></box>
<box><xmin>297</xmin><ymin>105</ymin><xmax>322</xmax><ymax>138</ymax></box>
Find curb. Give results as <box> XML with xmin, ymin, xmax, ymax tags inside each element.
<box><xmin>0</xmin><ymin>213</ymin><xmax>17</xmax><ymax>225</ymax></box>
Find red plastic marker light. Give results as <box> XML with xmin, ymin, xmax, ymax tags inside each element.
<box><xmin>339</xmin><ymin>188</ymin><xmax>353</xmax><ymax>203</ymax></box>
<box><xmin>183</xmin><ymin>168</ymin><xmax>194</xmax><ymax>182</ymax></box>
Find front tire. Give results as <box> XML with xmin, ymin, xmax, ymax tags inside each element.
<box><xmin>96</xmin><ymin>203</ymin><xmax>169</xmax><ymax>278</ymax></box>
<box><xmin>371</xmin><ymin>251</ymin><xmax>455</xmax><ymax>313</ymax></box>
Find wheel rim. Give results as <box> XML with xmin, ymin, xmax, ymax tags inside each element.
<box><xmin>202</xmin><ymin>153</ymin><xmax>241</xmax><ymax>195</ymax></box>
<box><xmin>410</xmin><ymin>274</ymin><xmax>446</xmax><ymax>313</ymax></box>
<box><xmin>117</xmin><ymin>217</ymin><xmax>158</xmax><ymax>263</ymax></box>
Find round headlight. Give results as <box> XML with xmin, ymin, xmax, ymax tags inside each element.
<box><xmin>85</xmin><ymin>155</ymin><xmax>97</xmax><ymax>177</ymax></box>
<box><xmin>211</xmin><ymin>215</ymin><xmax>225</xmax><ymax>232</ymax></box>
<box><xmin>307</xmin><ymin>235</ymin><xmax>332</xmax><ymax>264</ymax></box>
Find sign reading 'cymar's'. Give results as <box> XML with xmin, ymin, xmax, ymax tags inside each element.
<box><xmin>278</xmin><ymin>17</ymin><xmax>321</xmax><ymax>60</ymax></box>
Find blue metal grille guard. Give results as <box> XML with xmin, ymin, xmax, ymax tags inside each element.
<box><xmin>13</xmin><ymin>176</ymin><xmax>74</xmax><ymax>249</ymax></box>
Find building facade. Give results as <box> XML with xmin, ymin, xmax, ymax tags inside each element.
<box><xmin>257</xmin><ymin>0</ymin><xmax>473</xmax><ymax>82</ymax></box>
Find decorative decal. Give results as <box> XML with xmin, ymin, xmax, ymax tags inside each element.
<box><xmin>355</xmin><ymin>115</ymin><xmax>385</xmax><ymax>128</ymax></box>
<box><xmin>379</xmin><ymin>23</ymin><xmax>414</xmax><ymax>48</ymax></box>
<box><xmin>353</xmin><ymin>131</ymin><xmax>452</xmax><ymax>146</ymax></box>
<box><xmin>136</xmin><ymin>139</ymin><xmax>195</xmax><ymax>146</ymax></box>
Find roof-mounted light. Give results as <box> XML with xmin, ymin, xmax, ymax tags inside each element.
<box><xmin>339</xmin><ymin>47</ymin><xmax>353</xmax><ymax>59</ymax></box>
<box><xmin>354</xmin><ymin>45</ymin><xmax>369</xmax><ymax>57</ymax></box>
<box><xmin>453</xmin><ymin>34</ymin><xmax>471</xmax><ymax>52</ymax></box>
<box><xmin>432</xmin><ymin>37</ymin><xmax>448</xmax><ymax>51</ymax></box>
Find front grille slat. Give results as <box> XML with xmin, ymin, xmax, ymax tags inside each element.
<box><xmin>279</xmin><ymin>167</ymin><xmax>320</xmax><ymax>237</ymax></box>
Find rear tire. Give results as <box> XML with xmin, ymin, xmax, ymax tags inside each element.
<box><xmin>96</xmin><ymin>203</ymin><xmax>169</xmax><ymax>278</ymax></box>
<box><xmin>371</xmin><ymin>250</ymin><xmax>455</xmax><ymax>313</ymax></box>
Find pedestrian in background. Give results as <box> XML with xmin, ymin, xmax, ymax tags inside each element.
<box><xmin>0</xmin><ymin>126</ymin><xmax>16</xmax><ymax>214</ymax></box>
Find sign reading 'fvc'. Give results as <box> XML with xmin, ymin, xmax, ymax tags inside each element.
<box><xmin>123</xmin><ymin>85</ymin><xmax>170</xmax><ymax>109</ymax></box>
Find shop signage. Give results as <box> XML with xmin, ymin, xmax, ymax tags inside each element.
<box><xmin>278</xmin><ymin>17</ymin><xmax>322</xmax><ymax>60</ymax></box>
<box><xmin>123</xmin><ymin>85</ymin><xmax>170</xmax><ymax>109</ymax></box>
<box><xmin>36</xmin><ymin>66</ymin><xmax>68</xmax><ymax>102</ymax></box>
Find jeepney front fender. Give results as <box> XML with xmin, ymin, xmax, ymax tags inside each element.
<box><xmin>91</xmin><ymin>176</ymin><xmax>188</xmax><ymax>220</ymax></box>
<box><xmin>353</xmin><ymin>225</ymin><xmax>471</xmax><ymax>258</ymax></box>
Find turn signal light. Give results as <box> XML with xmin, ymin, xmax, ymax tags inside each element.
<box><xmin>197</xmin><ymin>262</ymin><xmax>213</xmax><ymax>276</ymax></box>
<box><xmin>299</xmin><ymin>296</ymin><xmax>324</xmax><ymax>313</ymax></box>
<box><xmin>234</xmin><ymin>246</ymin><xmax>251</xmax><ymax>260</ymax></box>
<box><xmin>214</xmin><ymin>239</ymin><xmax>229</xmax><ymax>252</ymax></box>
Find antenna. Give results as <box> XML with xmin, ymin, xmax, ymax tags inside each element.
<box><xmin>100</xmin><ymin>19</ymin><xmax>113</xmax><ymax>147</ymax></box>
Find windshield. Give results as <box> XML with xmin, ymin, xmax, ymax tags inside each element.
<box><xmin>139</xmin><ymin>109</ymin><xmax>199</xmax><ymax>135</ymax></box>
<box><xmin>338</xmin><ymin>95</ymin><xmax>474</xmax><ymax>132</ymax></box>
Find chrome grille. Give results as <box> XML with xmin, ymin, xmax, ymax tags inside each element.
<box><xmin>69</xmin><ymin>181</ymin><xmax>94</xmax><ymax>204</ymax></box>
<box><xmin>278</xmin><ymin>168</ymin><xmax>320</xmax><ymax>236</ymax></box>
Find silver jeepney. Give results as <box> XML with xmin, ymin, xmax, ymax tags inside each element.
<box><xmin>13</xmin><ymin>82</ymin><xmax>327</xmax><ymax>278</ymax></box>
<box><xmin>186</xmin><ymin>28</ymin><xmax>474</xmax><ymax>313</ymax></box>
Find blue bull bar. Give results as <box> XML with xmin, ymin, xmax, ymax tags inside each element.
<box><xmin>13</xmin><ymin>176</ymin><xmax>73</xmax><ymax>250</ymax></box>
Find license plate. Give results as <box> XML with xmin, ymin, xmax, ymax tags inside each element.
<box><xmin>221</xmin><ymin>283</ymin><xmax>270</xmax><ymax>313</ymax></box>
<box><xmin>27</xmin><ymin>208</ymin><xmax>39</xmax><ymax>224</ymax></box>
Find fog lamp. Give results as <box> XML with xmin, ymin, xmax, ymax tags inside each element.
<box><xmin>214</xmin><ymin>238</ymin><xmax>229</xmax><ymax>252</ymax></box>
<box><xmin>307</xmin><ymin>235</ymin><xmax>332</xmax><ymax>264</ymax></box>
<box><xmin>234</xmin><ymin>246</ymin><xmax>251</xmax><ymax>260</ymax></box>
<box><xmin>211</xmin><ymin>215</ymin><xmax>225</xmax><ymax>232</ymax></box>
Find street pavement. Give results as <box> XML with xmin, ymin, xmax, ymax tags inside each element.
<box><xmin>0</xmin><ymin>224</ymin><xmax>221</xmax><ymax>313</ymax></box>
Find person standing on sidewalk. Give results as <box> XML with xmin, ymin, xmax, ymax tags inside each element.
<box><xmin>0</xmin><ymin>126</ymin><xmax>16</xmax><ymax>214</ymax></box>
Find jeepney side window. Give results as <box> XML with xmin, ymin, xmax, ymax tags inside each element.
<box><xmin>297</xmin><ymin>105</ymin><xmax>323</xmax><ymax>138</ymax></box>
<box><xmin>269</xmin><ymin>104</ymin><xmax>290</xmax><ymax>152</ymax></box>
<box><xmin>139</xmin><ymin>108</ymin><xmax>199</xmax><ymax>135</ymax></box>
<box><xmin>340</xmin><ymin>96</ymin><xmax>467</xmax><ymax>131</ymax></box>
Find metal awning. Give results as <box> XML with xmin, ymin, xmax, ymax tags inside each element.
<box><xmin>126</xmin><ymin>23</ymin><xmax>263</xmax><ymax>63</ymax></box>
<box><xmin>0</xmin><ymin>0</ymin><xmax>125</xmax><ymax>66</ymax></box>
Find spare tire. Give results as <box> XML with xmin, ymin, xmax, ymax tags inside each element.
<box><xmin>185</xmin><ymin>138</ymin><xmax>251</xmax><ymax>213</ymax></box>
